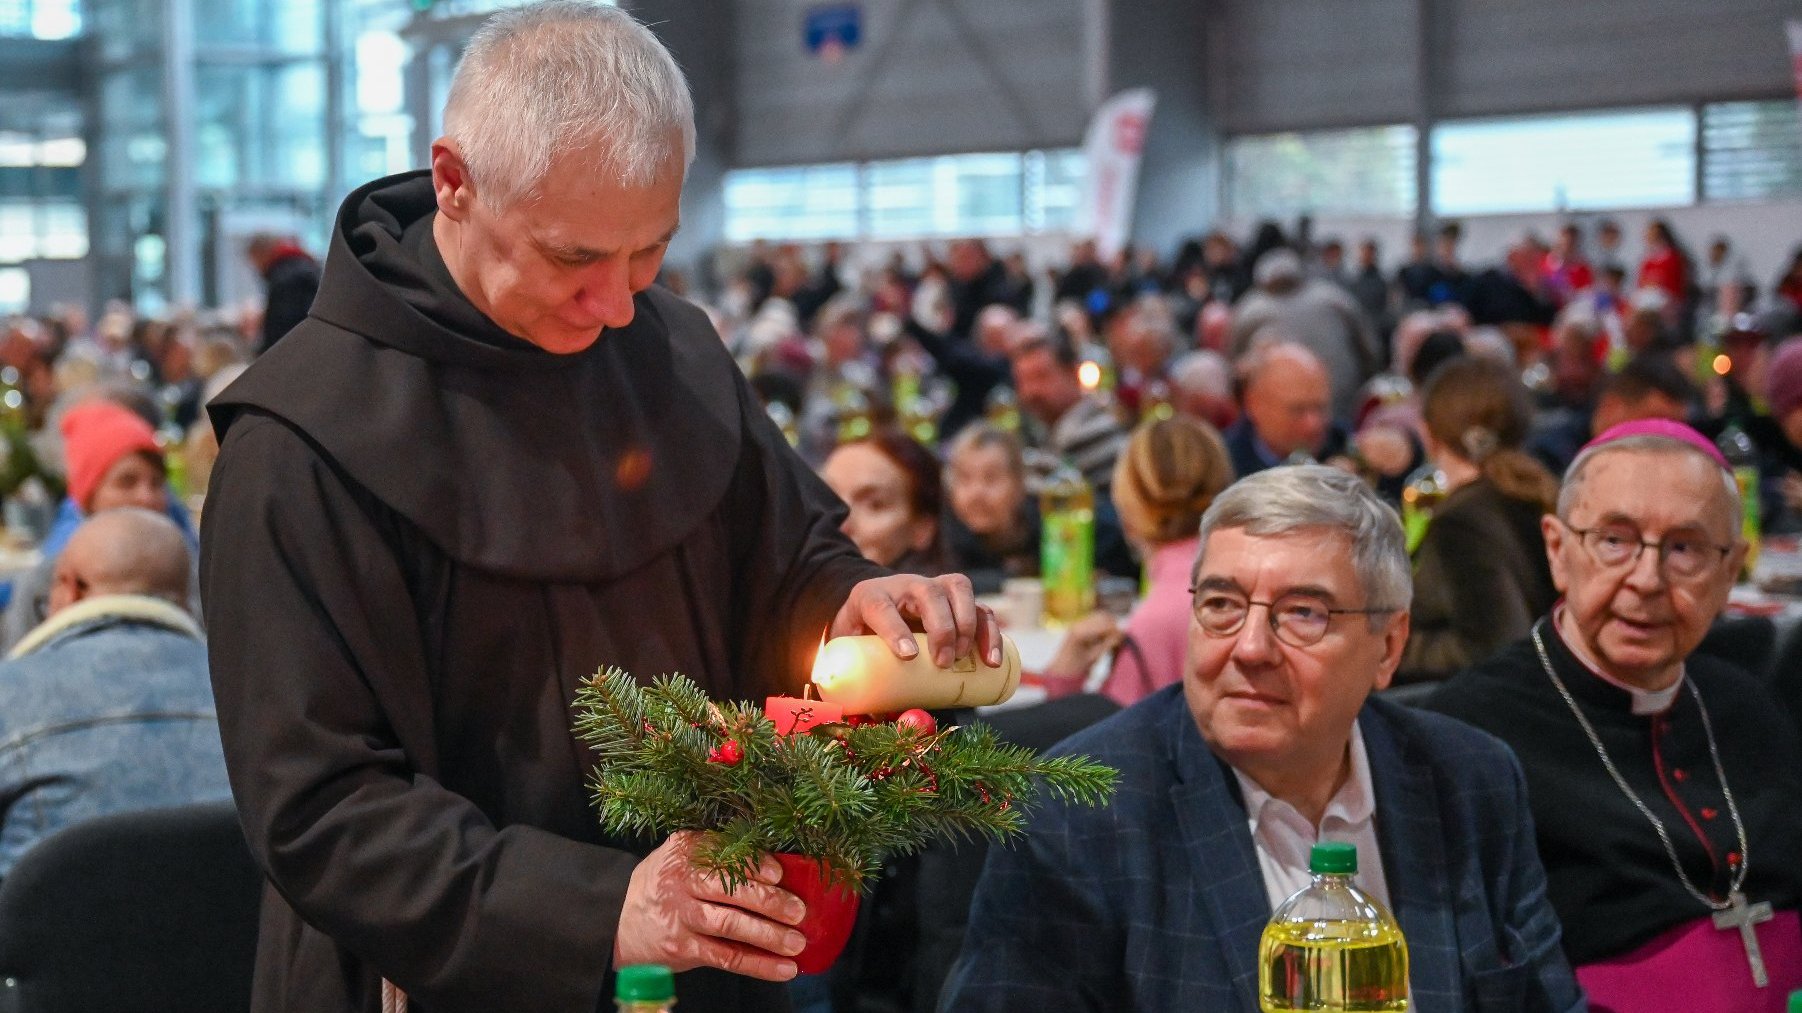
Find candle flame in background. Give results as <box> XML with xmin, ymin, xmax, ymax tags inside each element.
<box><xmin>1713</xmin><ymin>354</ymin><xmax>1732</xmax><ymax>376</ymax></box>
<box><xmin>1077</xmin><ymin>360</ymin><xmax>1102</xmax><ymax>390</ymax></box>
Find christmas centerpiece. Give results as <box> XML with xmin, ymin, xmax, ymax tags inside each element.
<box><xmin>573</xmin><ymin>637</ymin><xmax>1117</xmax><ymax>972</ymax></box>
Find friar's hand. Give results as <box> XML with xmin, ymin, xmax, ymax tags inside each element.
<box><xmin>831</xmin><ymin>572</ymin><xmax>1003</xmax><ymax>669</ymax></box>
<box><xmin>614</xmin><ymin>831</ymin><xmax>806</xmax><ymax>981</ymax></box>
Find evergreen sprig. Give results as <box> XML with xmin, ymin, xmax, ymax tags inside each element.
<box><xmin>572</xmin><ymin>667</ymin><xmax>1119</xmax><ymax>893</ymax></box>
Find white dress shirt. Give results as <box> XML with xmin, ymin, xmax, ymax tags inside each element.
<box><xmin>1231</xmin><ymin>723</ymin><xmax>1395</xmax><ymax>914</ymax></box>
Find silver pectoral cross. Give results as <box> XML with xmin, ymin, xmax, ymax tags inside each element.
<box><xmin>1712</xmin><ymin>891</ymin><xmax>1773</xmax><ymax>988</ymax></box>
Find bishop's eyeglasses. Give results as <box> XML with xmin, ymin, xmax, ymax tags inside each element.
<box><xmin>1189</xmin><ymin>588</ymin><xmax>1395</xmax><ymax>647</ymax></box>
<box><xmin>1553</xmin><ymin>517</ymin><xmax>1733</xmax><ymax>581</ymax></box>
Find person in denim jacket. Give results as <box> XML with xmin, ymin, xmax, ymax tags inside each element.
<box><xmin>0</xmin><ymin>508</ymin><xmax>227</xmax><ymax>880</ymax></box>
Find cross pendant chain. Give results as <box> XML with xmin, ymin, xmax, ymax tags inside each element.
<box><xmin>1712</xmin><ymin>890</ymin><xmax>1773</xmax><ymax>988</ymax></box>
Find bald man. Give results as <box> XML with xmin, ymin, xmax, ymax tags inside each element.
<box><xmin>0</xmin><ymin>509</ymin><xmax>228</xmax><ymax>880</ymax></box>
<box><xmin>1223</xmin><ymin>341</ymin><xmax>1349</xmax><ymax>478</ymax></box>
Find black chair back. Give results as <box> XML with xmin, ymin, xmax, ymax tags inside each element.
<box><xmin>0</xmin><ymin>801</ymin><xmax>260</xmax><ymax>1013</ymax></box>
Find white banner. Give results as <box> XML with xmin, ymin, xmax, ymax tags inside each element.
<box><xmin>1077</xmin><ymin>88</ymin><xmax>1157</xmax><ymax>263</ymax></box>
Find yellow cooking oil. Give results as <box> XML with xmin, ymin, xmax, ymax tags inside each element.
<box><xmin>1258</xmin><ymin>918</ymin><xmax>1408</xmax><ymax>1011</ymax></box>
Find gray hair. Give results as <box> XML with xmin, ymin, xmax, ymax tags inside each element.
<box><xmin>1193</xmin><ymin>465</ymin><xmax>1412</xmax><ymax>618</ymax></box>
<box><xmin>443</xmin><ymin>1</ymin><xmax>696</xmax><ymax>209</ymax></box>
<box><xmin>1169</xmin><ymin>349</ymin><xmax>1232</xmax><ymax>399</ymax></box>
<box><xmin>945</xmin><ymin>422</ymin><xmax>1025</xmax><ymax>481</ymax></box>
<box><xmin>1128</xmin><ymin>294</ymin><xmax>1178</xmax><ymax>350</ymax></box>
<box><xmin>1557</xmin><ymin>435</ymin><xmax>1740</xmax><ymax>522</ymax></box>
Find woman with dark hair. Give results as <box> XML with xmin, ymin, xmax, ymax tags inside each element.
<box><xmin>820</xmin><ymin>427</ymin><xmax>947</xmax><ymax>575</ymax></box>
<box><xmin>1638</xmin><ymin>218</ymin><xmax>1694</xmax><ymax>330</ymax></box>
<box><xmin>1397</xmin><ymin>355</ymin><xmax>1561</xmax><ymax>682</ymax></box>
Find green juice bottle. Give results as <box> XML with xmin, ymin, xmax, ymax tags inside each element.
<box><xmin>1039</xmin><ymin>462</ymin><xmax>1095</xmax><ymax>627</ymax></box>
<box><xmin>1398</xmin><ymin>464</ymin><xmax>1446</xmax><ymax>557</ymax></box>
<box><xmin>1259</xmin><ymin>842</ymin><xmax>1409</xmax><ymax>1012</ymax></box>
<box><xmin>615</xmin><ymin>964</ymin><xmax>676</xmax><ymax>1013</ymax></box>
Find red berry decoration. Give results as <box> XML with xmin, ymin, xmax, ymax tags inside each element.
<box><xmin>708</xmin><ymin>740</ymin><xmax>743</xmax><ymax>766</ymax></box>
<box><xmin>895</xmin><ymin>709</ymin><xmax>937</xmax><ymax>735</ymax></box>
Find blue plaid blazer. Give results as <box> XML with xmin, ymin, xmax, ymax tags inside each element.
<box><xmin>940</xmin><ymin>687</ymin><xmax>1586</xmax><ymax>1012</ymax></box>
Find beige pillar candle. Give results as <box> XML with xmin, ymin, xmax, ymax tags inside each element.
<box><xmin>809</xmin><ymin>634</ymin><xmax>1022</xmax><ymax>714</ymax></box>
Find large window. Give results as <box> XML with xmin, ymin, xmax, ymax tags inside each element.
<box><xmin>0</xmin><ymin>0</ymin><xmax>79</xmax><ymax>38</ymax></box>
<box><xmin>724</xmin><ymin>150</ymin><xmax>1083</xmax><ymax>243</ymax></box>
<box><xmin>0</xmin><ymin>132</ymin><xmax>85</xmax><ymax>262</ymax></box>
<box><xmin>1431</xmin><ymin>108</ymin><xmax>1696</xmax><ymax>215</ymax></box>
<box><xmin>1224</xmin><ymin>126</ymin><xmax>1417</xmax><ymax>220</ymax></box>
<box><xmin>0</xmin><ymin>200</ymin><xmax>86</xmax><ymax>263</ymax></box>
<box><xmin>724</xmin><ymin>163</ymin><xmax>860</xmax><ymax>242</ymax></box>
<box><xmin>1702</xmin><ymin>100</ymin><xmax>1802</xmax><ymax>202</ymax></box>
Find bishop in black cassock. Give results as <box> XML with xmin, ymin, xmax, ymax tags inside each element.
<box><xmin>1427</xmin><ymin>419</ymin><xmax>1802</xmax><ymax>1012</ymax></box>
<box><xmin>1429</xmin><ymin>617</ymin><xmax>1802</xmax><ymax>994</ymax></box>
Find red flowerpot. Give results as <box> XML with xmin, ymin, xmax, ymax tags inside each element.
<box><xmin>773</xmin><ymin>853</ymin><xmax>861</xmax><ymax>974</ymax></box>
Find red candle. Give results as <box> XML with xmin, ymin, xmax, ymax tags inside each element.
<box><xmin>764</xmin><ymin>696</ymin><xmax>844</xmax><ymax>736</ymax></box>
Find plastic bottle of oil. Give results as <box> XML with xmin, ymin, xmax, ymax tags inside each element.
<box><xmin>1259</xmin><ymin>842</ymin><xmax>1409</xmax><ymax>1012</ymax></box>
<box><xmin>1039</xmin><ymin>462</ymin><xmax>1095</xmax><ymax>626</ymax></box>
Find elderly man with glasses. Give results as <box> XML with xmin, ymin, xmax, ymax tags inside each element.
<box><xmin>1429</xmin><ymin>419</ymin><xmax>1802</xmax><ymax>1012</ymax></box>
<box><xmin>941</xmin><ymin>465</ymin><xmax>1583</xmax><ymax>1012</ymax></box>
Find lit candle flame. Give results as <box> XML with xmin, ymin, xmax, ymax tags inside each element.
<box><xmin>1077</xmin><ymin>360</ymin><xmax>1102</xmax><ymax>390</ymax></box>
<box><xmin>808</xmin><ymin>630</ymin><xmax>828</xmax><ymax>689</ymax></box>
<box><xmin>810</xmin><ymin>637</ymin><xmax>859</xmax><ymax>695</ymax></box>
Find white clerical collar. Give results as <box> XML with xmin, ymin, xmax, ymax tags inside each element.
<box><xmin>1551</xmin><ymin>605</ymin><xmax>1684</xmax><ymax>716</ymax></box>
<box><xmin>1233</xmin><ymin>722</ymin><xmax>1375</xmax><ymax>833</ymax></box>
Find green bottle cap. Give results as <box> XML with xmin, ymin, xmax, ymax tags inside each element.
<box><xmin>1310</xmin><ymin>841</ymin><xmax>1358</xmax><ymax>875</ymax></box>
<box><xmin>615</xmin><ymin>964</ymin><xmax>675</xmax><ymax>1002</ymax></box>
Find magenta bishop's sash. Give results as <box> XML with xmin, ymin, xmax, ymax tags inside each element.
<box><xmin>1575</xmin><ymin>909</ymin><xmax>1802</xmax><ymax>1012</ymax></box>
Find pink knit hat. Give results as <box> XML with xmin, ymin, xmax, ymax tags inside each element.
<box><xmin>60</xmin><ymin>401</ymin><xmax>163</xmax><ymax>511</ymax></box>
<box><xmin>1579</xmin><ymin>418</ymin><xmax>1730</xmax><ymax>471</ymax></box>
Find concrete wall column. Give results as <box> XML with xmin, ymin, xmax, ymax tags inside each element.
<box><xmin>1102</xmin><ymin>0</ymin><xmax>1219</xmax><ymax>258</ymax></box>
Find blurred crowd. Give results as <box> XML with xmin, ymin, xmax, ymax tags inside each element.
<box><xmin>0</xmin><ymin>218</ymin><xmax>1797</xmax><ymax>690</ymax></box>
<box><xmin>682</xmin><ymin>218</ymin><xmax>1802</xmax><ymax>691</ymax></box>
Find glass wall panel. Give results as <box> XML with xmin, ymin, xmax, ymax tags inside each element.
<box><xmin>194</xmin><ymin>0</ymin><xmax>322</xmax><ymax>53</ymax></box>
<box><xmin>1224</xmin><ymin>126</ymin><xmax>1418</xmax><ymax>220</ymax></box>
<box><xmin>723</xmin><ymin>163</ymin><xmax>860</xmax><ymax>242</ymax></box>
<box><xmin>725</xmin><ymin>149</ymin><xmax>1083</xmax><ymax>243</ymax></box>
<box><xmin>1432</xmin><ymin>108</ymin><xmax>1695</xmax><ymax>215</ymax></box>
<box><xmin>0</xmin><ymin>0</ymin><xmax>81</xmax><ymax>39</ymax></box>
<box><xmin>1702</xmin><ymin>100</ymin><xmax>1802</xmax><ymax>203</ymax></box>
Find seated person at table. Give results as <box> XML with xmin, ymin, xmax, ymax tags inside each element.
<box><xmin>941</xmin><ymin>422</ymin><xmax>1136</xmax><ymax>595</ymax></box>
<box><xmin>3</xmin><ymin>399</ymin><xmax>196</xmax><ymax>648</ymax></box>
<box><xmin>1222</xmin><ymin>341</ymin><xmax>1349</xmax><ymax>478</ymax></box>
<box><xmin>1040</xmin><ymin>415</ymin><xmax>1235</xmax><ymax>707</ymax></box>
<box><xmin>1398</xmin><ymin>355</ymin><xmax>1559</xmax><ymax>682</ymax></box>
<box><xmin>942</xmin><ymin>466</ymin><xmax>1583</xmax><ymax>1012</ymax></box>
<box><xmin>1428</xmin><ymin>419</ymin><xmax>1802</xmax><ymax>1011</ymax></box>
<box><xmin>0</xmin><ymin>508</ymin><xmax>227</xmax><ymax>880</ymax></box>
<box><xmin>1009</xmin><ymin>326</ymin><xmax>1127</xmax><ymax>493</ymax></box>
<box><xmin>820</xmin><ymin>427</ymin><xmax>947</xmax><ymax>575</ymax></box>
